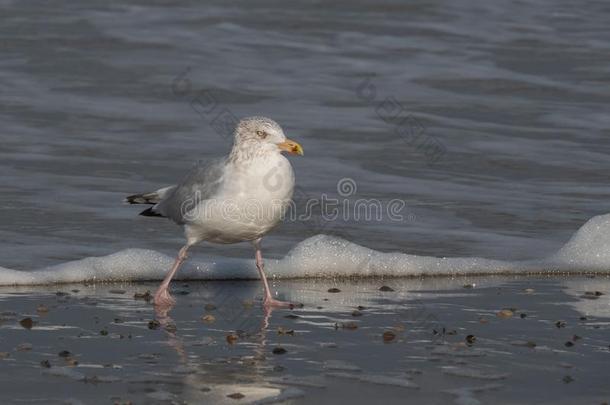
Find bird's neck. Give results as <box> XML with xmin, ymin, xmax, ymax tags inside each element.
<box><xmin>228</xmin><ymin>140</ymin><xmax>274</xmax><ymax>165</ymax></box>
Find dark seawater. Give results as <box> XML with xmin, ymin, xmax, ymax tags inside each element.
<box><xmin>1</xmin><ymin>1</ymin><xmax>610</xmax><ymax>269</ymax></box>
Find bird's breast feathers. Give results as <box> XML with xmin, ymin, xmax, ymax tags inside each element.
<box><xmin>185</xmin><ymin>153</ymin><xmax>295</xmax><ymax>243</ymax></box>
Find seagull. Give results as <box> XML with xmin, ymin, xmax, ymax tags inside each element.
<box><xmin>125</xmin><ymin>116</ymin><xmax>303</xmax><ymax>309</ymax></box>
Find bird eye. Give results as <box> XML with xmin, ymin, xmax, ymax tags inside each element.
<box><xmin>256</xmin><ymin>130</ymin><xmax>267</xmax><ymax>139</ymax></box>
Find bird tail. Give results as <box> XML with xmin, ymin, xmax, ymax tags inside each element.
<box><xmin>124</xmin><ymin>185</ymin><xmax>175</xmax><ymax>218</ymax></box>
<box><xmin>124</xmin><ymin>185</ymin><xmax>175</xmax><ymax>205</ymax></box>
<box><xmin>125</xmin><ymin>191</ymin><xmax>162</xmax><ymax>205</ymax></box>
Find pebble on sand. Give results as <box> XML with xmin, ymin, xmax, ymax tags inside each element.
<box><xmin>36</xmin><ymin>305</ymin><xmax>49</xmax><ymax>313</ymax></box>
<box><xmin>227</xmin><ymin>393</ymin><xmax>245</xmax><ymax>399</ymax></box>
<box><xmin>19</xmin><ymin>317</ymin><xmax>34</xmax><ymax>329</ymax></box>
<box><xmin>148</xmin><ymin>320</ymin><xmax>161</xmax><ymax>330</ymax></box>
<box><xmin>581</xmin><ymin>291</ymin><xmax>604</xmax><ymax>300</ymax></box>
<box><xmin>496</xmin><ymin>309</ymin><xmax>513</xmax><ymax>319</ymax></box>
<box><xmin>201</xmin><ymin>315</ymin><xmax>216</xmax><ymax>323</ymax></box>
<box><xmin>277</xmin><ymin>327</ymin><xmax>294</xmax><ymax>335</ymax></box>
<box><xmin>379</xmin><ymin>286</ymin><xmax>394</xmax><ymax>292</ymax></box>
<box><xmin>133</xmin><ymin>291</ymin><xmax>152</xmax><ymax>301</ymax></box>
<box><xmin>272</xmin><ymin>347</ymin><xmax>287</xmax><ymax>355</ymax></box>
<box><xmin>382</xmin><ymin>331</ymin><xmax>396</xmax><ymax>343</ymax></box>
<box><xmin>226</xmin><ymin>334</ymin><xmax>238</xmax><ymax>345</ymax></box>
<box><xmin>327</xmin><ymin>288</ymin><xmax>341</xmax><ymax>293</ymax></box>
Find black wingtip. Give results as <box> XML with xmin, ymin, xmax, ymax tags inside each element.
<box><xmin>139</xmin><ymin>207</ymin><xmax>164</xmax><ymax>217</ymax></box>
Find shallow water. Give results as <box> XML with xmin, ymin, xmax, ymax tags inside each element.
<box><xmin>2</xmin><ymin>0</ymin><xmax>610</xmax><ymax>270</ymax></box>
<box><xmin>0</xmin><ymin>277</ymin><xmax>609</xmax><ymax>404</ymax></box>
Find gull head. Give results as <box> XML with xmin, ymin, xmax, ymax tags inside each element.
<box><xmin>233</xmin><ymin>116</ymin><xmax>304</xmax><ymax>157</ymax></box>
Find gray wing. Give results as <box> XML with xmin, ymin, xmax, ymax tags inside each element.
<box><xmin>153</xmin><ymin>158</ymin><xmax>226</xmax><ymax>225</ymax></box>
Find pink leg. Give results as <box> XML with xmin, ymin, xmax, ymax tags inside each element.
<box><xmin>253</xmin><ymin>239</ymin><xmax>301</xmax><ymax>309</ymax></box>
<box><xmin>154</xmin><ymin>245</ymin><xmax>190</xmax><ymax>308</ymax></box>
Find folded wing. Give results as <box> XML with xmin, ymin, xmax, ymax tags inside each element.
<box><xmin>125</xmin><ymin>158</ymin><xmax>226</xmax><ymax>225</ymax></box>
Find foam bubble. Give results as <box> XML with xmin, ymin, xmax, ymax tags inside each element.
<box><xmin>1</xmin><ymin>214</ymin><xmax>610</xmax><ymax>286</ymax></box>
<box><xmin>548</xmin><ymin>213</ymin><xmax>610</xmax><ymax>270</ymax></box>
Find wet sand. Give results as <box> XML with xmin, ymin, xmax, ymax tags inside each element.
<box><xmin>0</xmin><ymin>276</ymin><xmax>608</xmax><ymax>404</ymax></box>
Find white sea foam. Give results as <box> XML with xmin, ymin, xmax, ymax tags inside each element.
<box><xmin>1</xmin><ymin>214</ymin><xmax>610</xmax><ymax>286</ymax></box>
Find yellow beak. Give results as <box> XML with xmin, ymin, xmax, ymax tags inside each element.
<box><xmin>277</xmin><ymin>139</ymin><xmax>304</xmax><ymax>156</ymax></box>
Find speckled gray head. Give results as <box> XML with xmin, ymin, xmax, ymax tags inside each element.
<box><xmin>232</xmin><ymin>116</ymin><xmax>304</xmax><ymax>157</ymax></box>
<box><xmin>235</xmin><ymin>116</ymin><xmax>286</xmax><ymax>144</ymax></box>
